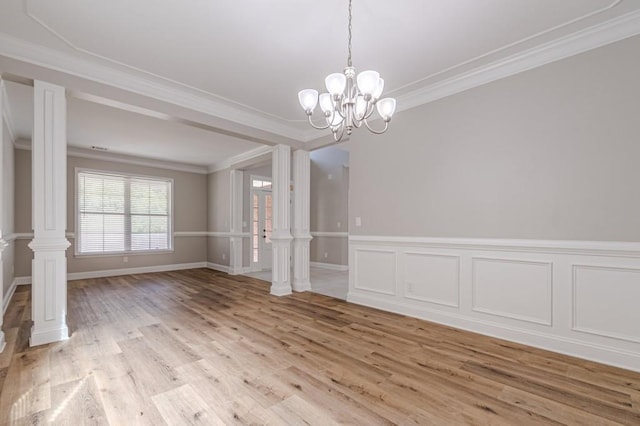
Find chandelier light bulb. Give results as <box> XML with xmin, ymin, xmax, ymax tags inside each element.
<box><xmin>325</xmin><ymin>73</ymin><xmax>347</xmax><ymax>97</ymax></box>
<box><xmin>356</xmin><ymin>70</ymin><xmax>380</xmax><ymax>97</ymax></box>
<box><xmin>377</xmin><ymin>98</ymin><xmax>397</xmax><ymax>121</ymax></box>
<box><xmin>355</xmin><ymin>95</ymin><xmax>367</xmax><ymax>117</ymax></box>
<box><xmin>373</xmin><ymin>78</ymin><xmax>385</xmax><ymax>101</ymax></box>
<box><xmin>327</xmin><ymin>112</ymin><xmax>344</xmax><ymax>127</ymax></box>
<box><xmin>298</xmin><ymin>89</ymin><xmax>318</xmax><ymax>113</ymax></box>
<box><xmin>319</xmin><ymin>93</ymin><xmax>333</xmax><ymax>114</ymax></box>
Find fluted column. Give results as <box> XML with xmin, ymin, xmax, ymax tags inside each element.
<box><xmin>29</xmin><ymin>81</ymin><xmax>70</xmax><ymax>346</ymax></box>
<box><xmin>292</xmin><ymin>150</ymin><xmax>312</xmax><ymax>292</ymax></box>
<box><xmin>229</xmin><ymin>169</ymin><xmax>244</xmax><ymax>275</ymax></box>
<box><xmin>0</xmin><ymin>80</ymin><xmax>6</xmax><ymax>351</ymax></box>
<box><xmin>270</xmin><ymin>144</ymin><xmax>292</xmax><ymax>296</ymax></box>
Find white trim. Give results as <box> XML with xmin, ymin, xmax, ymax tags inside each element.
<box><xmin>310</xmin><ymin>262</ymin><xmax>349</xmax><ymax>272</ymax></box>
<box><xmin>348</xmin><ymin>235</ymin><xmax>640</xmax><ymax>257</ymax></box>
<box><xmin>67</xmin><ymin>262</ymin><xmax>207</xmax><ymax>280</ymax></box>
<box><xmin>206</xmin><ymin>262</ymin><xmax>230</xmax><ymax>274</ymax></box>
<box><xmin>1</xmin><ymin>234</ymin><xmax>17</xmax><ymax>243</ymax></box>
<box><xmin>396</xmin><ymin>8</ymin><xmax>640</xmax><ymax>115</ymax></box>
<box><xmin>3</xmin><ymin>278</ymin><xmax>18</xmax><ymax>315</ymax></box>
<box><xmin>174</xmin><ymin>231</ymin><xmax>208</xmax><ymax>237</ymax></box>
<box><xmin>207</xmin><ymin>231</ymin><xmax>250</xmax><ymax>238</ymax></box>
<box><xmin>15</xmin><ymin>277</ymin><xmax>31</xmax><ymax>285</ymax></box>
<box><xmin>1</xmin><ymin>81</ymin><xmax>16</xmax><ymax>144</ymax></box>
<box><xmin>347</xmin><ymin>291</ymin><xmax>640</xmax><ymax>373</ymax></box>
<box><xmin>0</xmin><ymin>33</ymin><xmax>307</xmax><ymax>142</ymax></box>
<box><xmin>14</xmin><ymin>233</ymin><xmax>34</xmax><ymax>240</ymax></box>
<box><xmin>311</xmin><ymin>232</ymin><xmax>349</xmax><ymax>238</ymax></box>
<box><xmin>208</xmin><ymin>146</ymin><xmax>274</xmax><ymax>173</ymax></box>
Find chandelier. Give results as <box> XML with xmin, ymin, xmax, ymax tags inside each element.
<box><xmin>297</xmin><ymin>0</ymin><xmax>396</xmax><ymax>142</ymax></box>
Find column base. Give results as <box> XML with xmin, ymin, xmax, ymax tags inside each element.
<box><xmin>292</xmin><ymin>279</ymin><xmax>311</xmax><ymax>292</ymax></box>
<box><xmin>0</xmin><ymin>331</ymin><xmax>6</xmax><ymax>353</ymax></box>
<box><xmin>270</xmin><ymin>283</ymin><xmax>293</xmax><ymax>296</ymax></box>
<box><xmin>30</xmin><ymin>324</ymin><xmax>69</xmax><ymax>347</ymax></box>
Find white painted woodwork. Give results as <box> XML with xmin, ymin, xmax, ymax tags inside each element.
<box><xmin>349</xmin><ymin>235</ymin><xmax>640</xmax><ymax>372</ymax></box>
<box><xmin>572</xmin><ymin>265</ymin><xmax>640</xmax><ymax>343</ymax></box>
<box><xmin>29</xmin><ymin>80</ymin><xmax>70</xmax><ymax>346</ymax></box>
<box><xmin>0</xmin><ymin>79</ymin><xmax>6</xmax><ymax>352</ymax></box>
<box><xmin>472</xmin><ymin>257</ymin><xmax>553</xmax><ymax>325</ymax></box>
<box><xmin>404</xmin><ymin>252</ymin><xmax>460</xmax><ymax>308</ymax></box>
<box><xmin>292</xmin><ymin>150</ymin><xmax>312</xmax><ymax>292</ymax></box>
<box><xmin>228</xmin><ymin>169</ymin><xmax>244</xmax><ymax>275</ymax></box>
<box><xmin>270</xmin><ymin>144</ymin><xmax>292</xmax><ymax>296</ymax></box>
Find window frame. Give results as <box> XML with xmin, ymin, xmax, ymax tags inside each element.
<box><xmin>74</xmin><ymin>167</ymin><xmax>175</xmax><ymax>257</ymax></box>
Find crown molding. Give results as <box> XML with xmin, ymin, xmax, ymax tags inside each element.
<box><xmin>208</xmin><ymin>145</ymin><xmax>273</xmax><ymax>173</ymax></box>
<box><xmin>0</xmin><ymin>32</ymin><xmax>308</xmax><ymax>141</ymax></box>
<box><xmin>396</xmin><ymin>8</ymin><xmax>640</xmax><ymax>113</ymax></box>
<box><xmin>0</xmin><ymin>81</ymin><xmax>16</xmax><ymax>143</ymax></box>
<box><xmin>14</xmin><ymin>139</ymin><xmax>210</xmax><ymax>174</ymax></box>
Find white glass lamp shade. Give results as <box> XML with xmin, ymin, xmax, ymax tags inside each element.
<box><xmin>355</xmin><ymin>95</ymin><xmax>367</xmax><ymax>117</ymax></box>
<box><xmin>356</xmin><ymin>70</ymin><xmax>380</xmax><ymax>96</ymax></box>
<box><xmin>319</xmin><ymin>93</ymin><xmax>333</xmax><ymax>114</ymax></box>
<box><xmin>325</xmin><ymin>73</ymin><xmax>347</xmax><ymax>96</ymax></box>
<box><xmin>372</xmin><ymin>78</ymin><xmax>385</xmax><ymax>100</ymax></box>
<box><xmin>376</xmin><ymin>97</ymin><xmax>396</xmax><ymax>121</ymax></box>
<box><xmin>298</xmin><ymin>89</ymin><xmax>318</xmax><ymax>113</ymax></box>
<box><xmin>327</xmin><ymin>112</ymin><xmax>344</xmax><ymax>127</ymax></box>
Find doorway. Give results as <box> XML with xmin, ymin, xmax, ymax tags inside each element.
<box><xmin>250</xmin><ymin>176</ymin><xmax>273</xmax><ymax>271</ymax></box>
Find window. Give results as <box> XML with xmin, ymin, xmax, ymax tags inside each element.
<box><xmin>76</xmin><ymin>170</ymin><xmax>172</xmax><ymax>255</ymax></box>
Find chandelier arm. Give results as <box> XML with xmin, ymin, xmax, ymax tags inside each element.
<box><xmin>333</xmin><ymin>123</ymin><xmax>346</xmax><ymax>142</ymax></box>
<box><xmin>363</xmin><ymin>118</ymin><xmax>390</xmax><ymax>135</ymax></box>
<box><xmin>362</xmin><ymin>101</ymin><xmax>376</xmax><ymax>120</ymax></box>
<box><xmin>307</xmin><ymin>115</ymin><xmax>331</xmax><ymax>130</ymax></box>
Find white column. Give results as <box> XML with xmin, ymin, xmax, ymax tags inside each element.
<box><xmin>229</xmin><ymin>169</ymin><xmax>244</xmax><ymax>275</ymax></box>
<box><xmin>0</xmin><ymin>79</ymin><xmax>6</xmax><ymax>351</ymax></box>
<box><xmin>28</xmin><ymin>81</ymin><xmax>70</xmax><ymax>346</ymax></box>
<box><xmin>292</xmin><ymin>150</ymin><xmax>312</xmax><ymax>292</ymax></box>
<box><xmin>270</xmin><ymin>144</ymin><xmax>292</xmax><ymax>296</ymax></box>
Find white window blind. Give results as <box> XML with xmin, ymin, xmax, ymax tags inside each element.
<box><xmin>77</xmin><ymin>170</ymin><xmax>172</xmax><ymax>254</ymax></box>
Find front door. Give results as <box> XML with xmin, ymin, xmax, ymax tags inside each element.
<box><xmin>251</xmin><ymin>178</ymin><xmax>273</xmax><ymax>271</ymax></box>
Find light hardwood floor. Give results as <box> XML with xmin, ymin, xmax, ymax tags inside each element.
<box><xmin>1</xmin><ymin>268</ymin><xmax>639</xmax><ymax>425</ymax></box>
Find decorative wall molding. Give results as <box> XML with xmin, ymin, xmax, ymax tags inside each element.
<box><xmin>206</xmin><ymin>262</ymin><xmax>230</xmax><ymax>274</ymax></box>
<box><xmin>311</xmin><ymin>232</ymin><xmax>349</xmax><ymax>238</ymax></box>
<box><xmin>67</xmin><ymin>262</ymin><xmax>207</xmax><ymax>281</ymax></box>
<box><xmin>349</xmin><ymin>235</ymin><xmax>640</xmax><ymax>257</ymax></box>
<box><xmin>15</xmin><ymin>276</ymin><xmax>32</xmax><ymax>285</ymax></box>
<box><xmin>3</xmin><ymin>278</ymin><xmax>18</xmax><ymax>315</ymax></box>
<box><xmin>207</xmin><ymin>231</ymin><xmax>250</xmax><ymax>238</ymax></box>
<box><xmin>174</xmin><ymin>231</ymin><xmax>208</xmax><ymax>237</ymax></box>
<box><xmin>396</xmin><ymin>8</ymin><xmax>640</xmax><ymax>115</ymax></box>
<box><xmin>208</xmin><ymin>145</ymin><xmax>274</xmax><ymax>173</ymax></box>
<box><xmin>14</xmin><ymin>139</ymin><xmax>210</xmax><ymax>174</ymax></box>
<box><xmin>349</xmin><ymin>235</ymin><xmax>640</xmax><ymax>372</ymax></box>
<box><xmin>309</xmin><ymin>262</ymin><xmax>349</xmax><ymax>272</ymax></box>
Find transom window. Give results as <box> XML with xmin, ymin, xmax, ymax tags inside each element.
<box><xmin>76</xmin><ymin>170</ymin><xmax>173</xmax><ymax>255</ymax></box>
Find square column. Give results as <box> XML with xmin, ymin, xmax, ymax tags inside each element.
<box><xmin>270</xmin><ymin>144</ymin><xmax>293</xmax><ymax>296</ymax></box>
<box><xmin>28</xmin><ymin>81</ymin><xmax>70</xmax><ymax>346</ymax></box>
<box><xmin>292</xmin><ymin>150</ymin><xmax>312</xmax><ymax>292</ymax></box>
<box><xmin>0</xmin><ymin>80</ymin><xmax>6</xmax><ymax>351</ymax></box>
<box><xmin>229</xmin><ymin>169</ymin><xmax>244</xmax><ymax>275</ymax></box>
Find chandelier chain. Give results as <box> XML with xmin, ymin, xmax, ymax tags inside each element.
<box><xmin>347</xmin><ymin>0</ymin><xmax>353</xmax><ymax>67</ymax></box>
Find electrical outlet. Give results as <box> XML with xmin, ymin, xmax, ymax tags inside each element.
<box><xmin>355</xmin><ymin>217</ymin><xmax>362</xmax><ymax>227</ymax></box>
<box><xmin>337</xmin><ymin>221</ymin><xmax>341</xmax><ymax>228</ymax></box>
<box><xmin>123</xmin><ymin>256</ymin><xmax>128</xmax><ymax>263</ymax></box>
<box><xmin>222</xmin><ymin>253</ymin><xmax>226</xmax><ymax>260</ymax></box>
<box><xmin>407</xmin><ymin>283</ymin><xmax>413</xmax><ymax>293</ymax></box>
<box><xmin>324</xmin><ymin>252</ymin><xmax>328</xmax><ymax>259</ymax></box>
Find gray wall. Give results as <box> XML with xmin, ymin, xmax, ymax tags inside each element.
<box><xmin>350</xmin><ymin>35</ymin><xmax>640</xmax><ymax>242</ymax></box>
<box><xmin>2</xmin><ymin>120</ymin><xmax>15</xmax><ymax>299</ymax></box>
<box><xmin>14</xmin><ymin>151</ymin><xmax>208</xmax><ymax>276</ymax></box>
<box><xmin>207</xmin><ymin>169</ymin><xmax>230</xmax><ymax>266</ymax></box>
<box><xmin>310</xmin><ymin>146</ymin><xmax>349</xmax><ymax>265</ymax></box>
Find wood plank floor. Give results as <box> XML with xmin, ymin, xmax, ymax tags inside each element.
<box><xmin>1</xmin><ymin>268</ymin><xmax>639</xmax><ymax>425</ymax></box>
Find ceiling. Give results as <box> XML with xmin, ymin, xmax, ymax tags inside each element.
<box><xmin>1</xmin><ymin>0</ymin><xmax>639</xmax><ymax>168</ymax></box>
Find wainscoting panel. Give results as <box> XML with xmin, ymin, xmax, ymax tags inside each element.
<box><xmin>353</xmin><ymin>248</ymin><xmax>397</xmax><ymax>295</ymax></box>
<box><xmin>472</xmin><ymin>257</ymin><xmax>552</xmax><ymax>326</ymax></box>
<box><xmin>403</xmin><ymin>252</ymin><xmax>460</xmax><ymax>307</ymax></box>
<box><xmin>573</xmin><ymin>265</ymin><xmax>640</xmax><ymax>343</ymax></box>
<box><xmin>348</xmin><ymin>236</ymin><xmax>640</xmax><ymax>372</ymax></box>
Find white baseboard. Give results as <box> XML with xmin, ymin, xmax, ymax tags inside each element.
<box><xmin>67</xmin><ymin>262</ymin><xmax>208</xmax><ymax>280</ymax></box>
<box><xmin>15</xmin><ymin>276</ymin><xmax>31</xmax><ymax>285</ymax></box>
<box><xmin>206</xmin><ymin>262</ymin><xmax>230</xmax><ymax>274</ymax></box>
<box><xmin>310</xmin><ymin>261</ymin><xmax>349</xmax><ymax>272</ymax></box>
<box><xmin>3</xmin><ymin>278</ymin><xmax>18</xmax><ymax>315</ymax></box>
<box><xmin>349</xmin><ymin>236</ymin><xmax>640</xmax><ymax>372</ymax></box>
